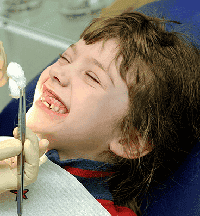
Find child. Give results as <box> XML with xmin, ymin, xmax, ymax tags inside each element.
<box><xmin>1</xmin><ymin>11</ymin><xmax>200</xmax><ymax>216</ymax></box>
<box><xmin>25</xmin><ymin>10</ymin><xmax>200</xmax><ymax>215</ymax></box>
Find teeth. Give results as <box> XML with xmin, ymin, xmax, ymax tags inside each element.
<box><xmin>54</xmin><ymin>99</ymin><xmax>63</xmax><ymax>108</ymax></box>
<box><xmin>50</xmin><ymin>104</ymin><xmax>55</xmax><ymax>109</ymax></box>
<box><xmin>54</xmin><ymin>106</ymin><xmax>59</xmax><ymax>112</ymax></box>
<box><xmin>59</xmin><ymin>109</ymin><xmax>65</xmax><ymax>114</ymax></box>
<box><xmin>41</xmin><ymin>96</ymin><xmax>68</xmax><ymax>114</ymax></box>
<box><xmin>43</xmin><ymin>101</ymin><xmax>50</xmax><ymax>108</ymax></box>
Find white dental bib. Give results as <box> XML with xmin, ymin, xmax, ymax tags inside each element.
<box><xmin>0</xmin><ymin>137</ymin><xmax>110</xmax><ymax>216</ymax></box>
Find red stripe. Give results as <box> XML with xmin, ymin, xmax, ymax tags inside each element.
<box><xmin>64</xmin><ymin>166</ymin><xmax>115</xmax><ymax>178</ymax></box>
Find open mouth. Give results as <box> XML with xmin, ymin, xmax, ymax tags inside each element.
<box><xmin>40</xmin><ymin>84</ymin><xmax>70</xmax><ymax>115</ymax></box>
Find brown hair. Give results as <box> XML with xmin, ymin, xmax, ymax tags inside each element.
<box><xmin>80</xmin><ymin>12</ymin><xmax>200</xmax><ymax>215</ymax></box>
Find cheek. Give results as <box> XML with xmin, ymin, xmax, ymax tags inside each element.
<box><xmin>91</xmin><ymin>93</ymin><xmax>128</xmax><ymax>129</ymax></box>
<box><xmin>70</xmin><ymin>92</ymin><xmax>115</xmax><ymax>133</ymax></box>
<box><xmin>33</xmin><ymin>67</ymin><xmax>51</xmax><ymax>101</ymax></box>
<box><xmin>38</xmin><ymin>66</ymin><xmax>51</xmax><ymax>84</ymax></box>
<box><xmin>105</xmin><ymin>90</ymin><xmax>129</xmax><ymax>118</ymax></box>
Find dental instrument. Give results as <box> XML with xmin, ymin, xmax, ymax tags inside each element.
<box><xmin>7</xmin><ymin>62</ymin><xmax>26</xmax><ymax>216</ymax></box>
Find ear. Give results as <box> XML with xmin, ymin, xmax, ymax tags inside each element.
<box><xmin>109</xmin><ymin>134</ymin><xmax>152</xmax><ymax>159</ymax></box>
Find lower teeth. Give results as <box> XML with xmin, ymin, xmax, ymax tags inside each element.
<box><xmin>50</xmin><ymin>106</ymin><xmax>66</xmax><ymax>114</ymax></box>
<box><xmin>50</xmin><ymin>107</ymin><xmax>63</xmax><ymax>114</ymax></box>
<box><xmin>41</xmin><ymin>99</ymin><xmax>67</xmax><ymax>114</ymax></box>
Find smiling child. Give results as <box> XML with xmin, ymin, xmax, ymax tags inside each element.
<box><xmin>23</xmin><ymin>11</ymin><xmax>200</xmax><ymax>216</ymax></box>
<box><xmin>26</xmin><ymin>38</ymin><xmax>135</xmax><ymax>163</ymax></box>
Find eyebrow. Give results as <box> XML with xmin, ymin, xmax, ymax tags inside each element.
<box><xmin>69</xmin><ymin>43</ymin><xmax>114</xmax><ymax>85</ymax></box>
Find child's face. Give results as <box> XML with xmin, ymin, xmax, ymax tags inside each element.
<box><xmin>26</xmin><ymin>39</ymin><xmax>129</xmax><ymax>161</ymax></box>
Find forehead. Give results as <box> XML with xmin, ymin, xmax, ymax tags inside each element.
<box><xmin>75</xmin><ymin>39</ymin><xmax>121</xmax><ymax>66</ymax></box>
<box><xmin>76</xmin><ymin>38</ymin><xmax>120</xmax><ymax>54</ymax></box>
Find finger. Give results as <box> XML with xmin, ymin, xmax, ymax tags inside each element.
<box><xmin>38</xmin><ymin>139</ymin><xmax>49</xmax><ymax>158</ymax></box>
<box><xmin>0</xmin><ymin>61</ymin><xmax>8</xmax><ymax>87</ymax></box>
<box><xmin>0</xmin><ymin>59</ymin><xmax>3</xmax><ymax>70</ymax></box>
<box><xmin>0</xmin><ymin>72</ymin><xmax>9</xmax><ymax>87</ymax></box>
<box><xmin>0</xmin><ymin>139</ymin><xmax>22</xmax><ymax>161</ymax></box>
<box><xmin>0</xmin><ymin>41</ymin><xmax>6</xmax><ymax>61</ymax></box>
<box><xmin>23</xmin><ymin>127</ymin><xmax>39</xmax><ymax>167</ymax></box>
<box><xmin>13</xmin><ymin>127</ymin><xmax>19</xmax><ymax>139</ymax></box>
<box><xmin>39</xmin><ymin>154</ymin><xmax>48</xmax><ymax>166</ymax></box>
<box><xmin>0</xmin><ymin>41</ymin><xmax>8</xmax><ymax>87</ymax></box>
<box><xmin>13</xmin><ymin>127</ymin><xmax>49</xmax><ymax>158</ymax></box>
<box><xmin>13</xmin><ymin>127</ymin><xmax>49</xmax><ymax>162</ymax></box>
<box><xmin>0</xmin><ymin>41</ymin><xmax>7</xmax><ymax>70</ymax></box>
<box><xmin>23</xmin><ymin>132</ymin><xmax>42</xmax><ymax>184</ymax></box>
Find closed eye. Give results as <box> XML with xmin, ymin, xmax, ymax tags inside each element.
<box><xmin>86</xmin><ymin>72</ymin><xmax>100</xmax><ymax>84</ymax></box>
<box><xmin>59</xmin><ymin>54</ymin><xmax>100</xmax><ymax>85</ymax></box>
<box><xmin>59</xmin><ymin>53</ymin><xmax>70</xmax><ymax>63</ymax></box>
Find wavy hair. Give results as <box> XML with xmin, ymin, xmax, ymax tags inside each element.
<box><xmin>80</xmin><ymin>12</ymin><xmax>200</xmax><ymax>215</ymax></box>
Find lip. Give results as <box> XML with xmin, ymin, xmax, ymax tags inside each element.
<box><xmin>42</xmin><ymin>83</ymin><xmax>69</xmax><ymax>112</ymax></box>
<box><xmin>35</xmin><ymin>99</ymin><xmax>69</xmax><ymax>118</ymax></box>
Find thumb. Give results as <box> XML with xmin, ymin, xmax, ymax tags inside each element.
<box><xmin>39</xmin><ymin>139</ymin><xmax>49</xmax><ymax>158</ymax></box>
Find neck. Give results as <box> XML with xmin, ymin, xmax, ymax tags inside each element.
<box><xmin>57</xmin><ymin>149</ymin><xmax>116</xmax><ymax>164</ymax></box>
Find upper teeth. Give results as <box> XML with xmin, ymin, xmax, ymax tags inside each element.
<box><xmin>41</xmin><ymin>97</ymin><xmax>67</xmax><ymax>114</ymax></box>
<box><xmin>43</xmin><ymin>101</ymin><xmax>50</xmax><ymax>107</ymax></box>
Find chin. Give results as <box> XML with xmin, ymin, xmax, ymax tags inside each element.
<box><xmin>26</xmin><ymin>105</ymin><xmax>46</xmax><ymax>133</ymax></box>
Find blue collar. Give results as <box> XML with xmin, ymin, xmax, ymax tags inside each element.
<box><xmin>45</xmin><ymin>149</ymin><xmax>114</xmax><ymax>201</ymax></box>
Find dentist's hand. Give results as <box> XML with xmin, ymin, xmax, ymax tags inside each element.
<box><xmin>0</xmin><ymin>41</ymin><xmax>8</xmax><ymax>87</ymax></box>
<box><xmin>0</xmin><ymin>127</ymin><xmax>49</xmax><ymax>194</ymax></box>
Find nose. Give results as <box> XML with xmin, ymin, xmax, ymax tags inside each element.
<box><xmin>49</xmin><ymin>64</ymin><xmax>71</xmax><ymax>87</ymax></box>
